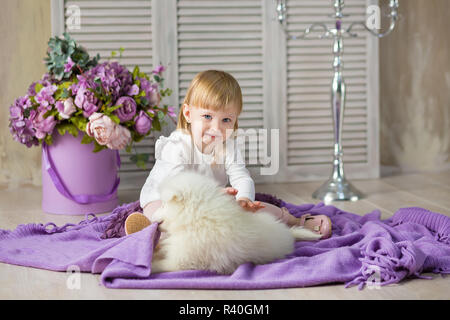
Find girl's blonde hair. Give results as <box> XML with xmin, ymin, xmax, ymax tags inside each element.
<box><xmin>177</xmin><ymin>70</ymin><xmax>243</xmax><ymax>132</ymax></box>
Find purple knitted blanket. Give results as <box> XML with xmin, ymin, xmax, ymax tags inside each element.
<box><xmin>0</xmin><ymin>193</ymin><xmax>449</xmax><ymax>290</ymax></box>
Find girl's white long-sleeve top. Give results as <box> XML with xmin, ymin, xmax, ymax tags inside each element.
<box><xmin>139</xmin><ymin>129</ymin><xmax>255</xmax><ymax>209</ymax></box>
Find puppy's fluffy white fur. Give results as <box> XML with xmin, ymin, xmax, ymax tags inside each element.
<box><xmin>150</xmin><ymin>171</ymin><xmax>320</xmax><ymax>274</ymax></box>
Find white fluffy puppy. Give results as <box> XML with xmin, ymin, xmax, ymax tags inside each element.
<box><xmin>150</xmin><ymin>171</ymin><xmax>317</xmax><ymax>274</ymax></box>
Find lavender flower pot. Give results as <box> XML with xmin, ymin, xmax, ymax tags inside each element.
<box><xmin>41</xmin><ymin>132</ymin><xmax>120</xmax><ymax>215</ymax></box>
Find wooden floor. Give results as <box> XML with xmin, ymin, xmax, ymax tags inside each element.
<box><xmin>0</xmin><ymin>170</ymin><xmax>449</xmax><ymax>300</ymax></box>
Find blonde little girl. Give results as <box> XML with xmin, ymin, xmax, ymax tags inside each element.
<box><xmin>124</xmin><ymin>70</ymin><xmax>331</xmax><ymax>239</ymax></box>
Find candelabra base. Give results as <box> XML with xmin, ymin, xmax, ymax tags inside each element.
<box><xmin>312</xmin><ymin>176</ymin><xmax>363</xmax><ymax>203</ymax></box>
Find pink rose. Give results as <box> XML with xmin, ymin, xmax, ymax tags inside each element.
<box><xmin>86</xmin><ymin>113</ymin><xmax>116</xmax><ymax>145</ymax></box>
<box><xmin>106</xmin><ymin>125</ymin><xmax>131</xmax><ymax>150</ymax></box>
<box><xmin>86</xmin><ymin>112</ymin><xmax>131</xmax><ymax>150</ymax></box>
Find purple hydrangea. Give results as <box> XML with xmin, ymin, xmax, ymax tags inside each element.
<box><xmin>32</xmin><ymin>109</ymin><xmax>57</xmax><ymax>139</ymax></box>
<box><xmin>85</xmin><ymin>61</ymin><xmax>133</xmax><ymax>104</ymax></box>
<box><xmin>8</xmin><ymin>96</ymin><xmax>39</xmax><ymax>147</ymax></box>
<box><xmin>27</xmin><ymin>73</ymin><xmax>57</xmax><ymax>96</ymax></box>
<box><xmin>70</xmin><ymin>74</ymin><xmax>94</xmax><ymax>96</ymax></box>
<box><xmin>35</xmin><ymin>84</ymin><xmax>57</xmax><ymax>109</ymax></box>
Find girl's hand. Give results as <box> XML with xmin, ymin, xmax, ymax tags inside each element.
<box><xmin>223</xmin><ymin>187</ymin><xmax>238</xmax><ymax>196</ymax></box>
<box><xmin>237</xmin><ymin>197</ymin><xmax>265</xmax><ymax>213</ymax></box>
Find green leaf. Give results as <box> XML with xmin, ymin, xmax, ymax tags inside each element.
<box><xmin>138</xmin><ymin>72</ymin><xmax>147</xmax><ymax>79</ymax></box>
<box><xmin>81</xmin><ymin>134</ymin><xmax>94</xmax><ymax>145</ymax></box>
<box><xmin>68</xmin><ymin>125</ymin><xmax>79</xmax><ymax>137</ymax></box>
<box><xmin>57</xmin><ymin>124</ymin><xmax>66</xmax><ymax>136</ymax></box>
<box><xmin>109</xmin><ymin>114</ymin><xmax>121</xmax><ymax>124</ymax></box>
<box><xmin>152</xmin><ymin>117</ymin><xmax>161</xmax><ymax>131</ymax></box>
<box><xmin>70</xmin><ymin>116</ymin><xmax>88</xmax><ymax>132</ymax></box>
<box><xmin>60</xmin><ymin>81</ymin><xmax>72</xmax><ymax>89</ymax></box>
<box><xmin>56</xmin><ymin>123</ymin><xmax>79</xmax><ymax>138</ymax></box>
<box><xmin>129</xmin><ymin>153</ymin><xmax>150</xmax><ymax>170</ymax></box>
<box><xmin>140</xmin><ymin>97</ymin><xmax>149</xmax><ymax>107</ymax></box>
<box><xmin>44</xmin><ymin>134</ymin><xmax>53</xmax><ymax>145</ymax></box>
<box><xmin>136</xmin><ymin>160</ymin><xmax>147</xmax><ymax>169</ymax></box>
<box><xmin>43</xmin><ymin>109</ymin><xmax>58</xmax><ymax>119</ymax></box>
<box><xmin>105</xmin><ymin>104</ymin><xmax>122</xmax><ymax>114</ymax></box>
<box><xmin>60</xmin><ymin>88</ymin><xmax>69</xmax><ymax>99</ymax></box>
<box><xmin>131</xmin><ymin>132</ymin><xmax>145</xmax><ymax>143</ymax></box>
<box><xmin>54</xmin><ymin>88</ymin><xmax>64</xmax><ymax>100</ymax></box>
<box><xmin>35</xmin><ymin>83</ymin><xmax>44</xmax><ymax>94</ymax></box>
<box><xmin>132</xmin><ymin>66</ymin><xmax>140</xmax><ymax>79</ymax></box>
<box><xmin>92</xmin><ymin>141</ymin><xmax>107</xmax><ymax>153</ymax></box>
<box><xmin>94</xmin><ymin>86</ymin><xmax>102</xmax><ymax>95</ymax></box>
<box><xmin>23</xmin><ymin>108</ymin><xmax>32</xmax><ymax>118</ymax></box>
<box><xmin>161</xmin><ymin>88</ymin><xmax>172</xmax><ymax>97</ymax></box>
<box><xmin>45</xmin><ymin>33</ymin><xmax>98</xmax><ymax>80</ymax></box>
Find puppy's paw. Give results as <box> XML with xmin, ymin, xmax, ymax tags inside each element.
<box><xmin>151</xmin><ymin>207</ymin><xmax>165</xmax><ymax>223</ymax></box>
<box><xmin>290</xmin><ymin>226</ymin><xmax>323</xmax><ymax>241</ymax></box>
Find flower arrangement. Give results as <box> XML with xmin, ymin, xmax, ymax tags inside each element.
<box><xmin>9</xmin><ymin>33</ymin><xmax>175</xmax><ymax>168</ymax></box>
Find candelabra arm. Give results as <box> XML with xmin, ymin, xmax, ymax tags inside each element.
<box><xmin>345</xmin><ymin>18</ymin><xmax>398</xmax><ymax>38</ymax></box>
<box><xmin>281</xmin><ymin>22</ymin><xmax>334</xmax><ymax>40</ymax></box>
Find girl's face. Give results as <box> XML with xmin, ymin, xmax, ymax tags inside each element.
<box><xmin>182</xmin><ymin>103</ymin><xmax>239</xmax><ymax>154</ymax></box>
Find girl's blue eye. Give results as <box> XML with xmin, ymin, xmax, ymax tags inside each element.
<box><xmin>223</xmin><ymin>118</ymin><xmax>232</xmax><ymax>123</ymax></box>
<box><xmin>203</xmin><ymin>115</ymin><xmax>212</xmax><ymax>120</ymax></box>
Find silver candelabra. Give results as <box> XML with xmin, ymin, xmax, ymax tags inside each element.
<box><xmin>276</xmin><ymin>0</ymin><xmax>399</xmax><ymax>202</ymax></box>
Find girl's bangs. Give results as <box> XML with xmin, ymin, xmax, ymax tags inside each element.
<box><xmin>188</xmin><ymin>77</ymin><xmax>242</xmax><ymax>113</ymax></box>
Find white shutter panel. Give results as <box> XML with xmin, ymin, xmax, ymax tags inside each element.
<box><xmin>282</xmin><ymin>0</ymin><xmax>379</xmax><ymax>180</ymax></box>
<box><xmin>177</xmin><ymin>0</ymin><xmax>265</xmax><ymax>169</ymax></box>
<box><xmin>63</xmin><ymin>0</ymin><xmax>157</xmax><ymax>181</ymax></box>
